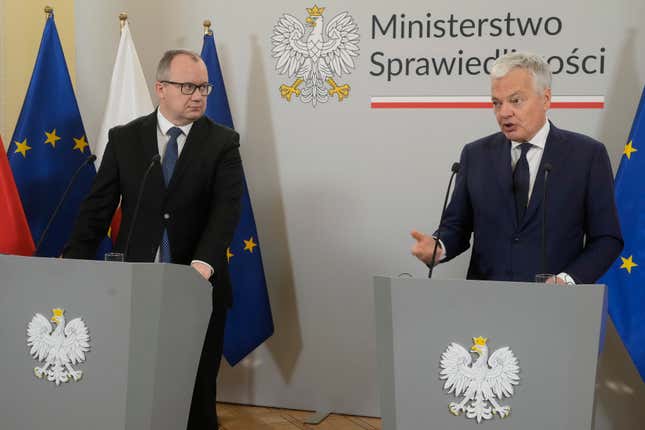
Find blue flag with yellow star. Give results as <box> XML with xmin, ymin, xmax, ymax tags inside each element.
<box><xmin>599</xmin><ymin>86</ymin><xmax>645</xmax><ymax>382</ymax></box>
<box><xmin>8</xmin><ymin>13</ymin><xmax>108</xmax><ymax>258</ymax></box>
<box><xmin>201</xmin><ymin>29</ymin><xmax>274</xmax><ymax>365</ymax></box>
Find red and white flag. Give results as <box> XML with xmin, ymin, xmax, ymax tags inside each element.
<box><xmin>95</xmin><ymin>20</ymin><xmax>153</xmax><ymax>242</ymax></box>
<box><xmin>95</xmin><ymin>20</ymin><xmax>153</xmax><ymax>164</ymax></box>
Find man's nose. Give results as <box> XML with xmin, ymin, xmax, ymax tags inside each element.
<box><xmin>190</xmin><ymin>90</ymin><xmax>204</xmax><ymax>101</ymax></box>
<box><xmin>498</xmin><ymin>103</ymin><xmax>513</xmax><ymax>117</ymax></box>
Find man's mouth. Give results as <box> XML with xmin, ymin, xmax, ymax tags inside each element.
<box><xmin>502</xmin><ymin>123</ymin><xmax>516</xmax><ymax>132</ymax></box>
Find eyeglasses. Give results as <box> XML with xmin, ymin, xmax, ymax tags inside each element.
<box><xmin>161</xmin><ymin>80</ymin><xmax>213</xmax><ymax>96</ymax></box>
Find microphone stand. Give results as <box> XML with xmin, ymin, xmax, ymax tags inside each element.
<box><xmin>429</xmin><ymin>162</ymin><xmax>460</xmax><ymax>279</ymax></box>
<box><xmin>123</xmin><ymin>154</ymin><xmax>161</xmax><ymax>261</ymax></box>
<box><xmin>541</xmin><ymin>163</ymin><xmax>552</xmax><ymax>275</ymax></box>
<box><xmin>35</xmin><ymin>154</ymin><xmax>97</xmax><ymax>255</ymax></box>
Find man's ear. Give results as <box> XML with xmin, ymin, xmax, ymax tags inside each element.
<box><xmin>543</xmin><ymin>87</ymin><xmax>552</xmax><ymax>110</ymax></box>
<box><xmin>154</xmin><ymin>81</ymin><xmax>164</xmax><ymax>100</ymax></box>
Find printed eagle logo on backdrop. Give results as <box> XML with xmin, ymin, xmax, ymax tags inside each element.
<box><xmin>27</xmin><ymin>308</ymin><xmax>90</xmax><ymax>386</ymax></box>
<box><xmin>271</xmin><ymin>5</ymin><xmax>360</xmax><ymax>106</ymax></box>
<box><xmin>439</xmin><ymin>337</ymin><xmax>520</xmax><ymax>423</ymax></box>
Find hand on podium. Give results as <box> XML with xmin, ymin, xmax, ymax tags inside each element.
<box><xmin>545</xmin><ymin>275</ymin><xmax>569</xmax><ymax>285</ymax></box>
<box><xmin>410</xmin><ymin>230</ymin><xmax>444</xmax><ymax>266</ymax></box>
<box><xmin>191</xmin><ymin>261</ymin><xmax>213</xmax><ymax>280</ymax></box>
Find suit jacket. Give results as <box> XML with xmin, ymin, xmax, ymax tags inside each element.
<box><xmin>64</xmin><ymin>111</ymin><xmax>243</xmax><ymax>306</ymax></box>
<box><xmin>438</xmin><ymin>122</ymin><xmax>623</xmax><ymax>284</ymax></box>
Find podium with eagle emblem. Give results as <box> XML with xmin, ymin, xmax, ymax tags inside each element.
<box><xmin>374</xmin><ymin>276</ymin><xmax>607</xmax><ymax>429</ymax></box>
<box><xmin>0</xmin><ymin>254</ymin><xmax>211</xmax><ymax>430</ymax></box>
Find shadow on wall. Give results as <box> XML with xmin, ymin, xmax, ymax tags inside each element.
<box><xmin>599</xmin><ymin>28</ymin><xmax>640</xmax><ymax>168</ymax></box>
<box><xmin>246</xmin><ymin>34</ymin><xmax>303</xmax><ymax>384</ymax></box>
<box><xmin>220</xmin><ymin>33</ymin><xmax>303</xmax><ymax>399</ymax></box>
<box><xmin>594</xmin><ymin>320</ymin><xmax>645</xmax><ymax>429</ymax></box>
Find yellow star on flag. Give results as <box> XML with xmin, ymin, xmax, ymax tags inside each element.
<box><xmin>226</xmin><ymin>247</ymin><xmax>234</xmax><ymax>263</ymax></box>
<box><xmin>243</xmin><ymin>237</ymin><xmax>258</xmax><ymax>253</ymax></box>
<box><xmin>44</xmin><ymin>129</ymin><xmax>61</xmax><ymax>148</ymax></box>
<box><xmin>619</xmin><ymin>255</ymin><xmax>638</xmax><ymax>274</ymax></box>
<box><xmin>623</xmin><ymin>140</ymin><xmax>637</xmax><ymax>159</ymax></box>
<box><xmin>73</xmin><ymin>135</ymin><xmax>89</xmax><ymax>153</ymax></box>
<box><xmin>14</xmin><ymin>139</ymin><xmax>32</xmax><ymax>158</ymax></box>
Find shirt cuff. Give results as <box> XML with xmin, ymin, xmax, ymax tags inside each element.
<box><xmin>433</xmin><ymin>237</ymin><xmax>447</xmax><ymax>261</ymax></box>
<box><xmin>191</xmin><ymin>260</ymin><xmax>214</xmax><ymax>277</ymax></box>
<box><xmin>557</xmin><ymin>272</ymin><xmax>576</xmax><ymax>285</ymax></box>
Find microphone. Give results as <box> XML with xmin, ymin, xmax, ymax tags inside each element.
<box><xmin>429</xmin><ymin>162</ymin><xmax>460</xmax><ymax>278</ymax></box>
<box><xmin>36</xmin><ymin>154</ymin><xmax>97</xmax><ymax>255</ymax></box>
<box><xmin>123</xmin><ymin>154</ymin><xmax>161</xmax><ymax>261</ymax></box>
<box><xmin>541</xmin><ymin>163</ymin><xmax>553</xmax><ymax>275</ymax></box>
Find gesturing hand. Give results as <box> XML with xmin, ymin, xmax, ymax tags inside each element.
<box><xmin>410</xmin><ymin>230</ymin><xmax>444</xmax><ymax>266</ymax></box>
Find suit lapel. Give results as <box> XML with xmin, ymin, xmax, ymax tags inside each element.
<box><xmin>140</xmin><ymin>112</ymin><xmax>159</xmax><ymax>160</ymax></box>
<box><xmin>140</xmin><ymin>112</ymin><xmax>165</xmax><ymax>186</ymax></box>
<box><xmin>487</xmin><ymin>134</ymin><xmax>518</xmax><ymax>228</ymax></box>
<box><xmin>521</xmin><ymin>122</ymin><xmax>571</xmax><ymax>228</ymax></box>
<box><xmin>166</xmin><ymin>116</ymin><xmax>208</xmax><ymax>195</ymax></box>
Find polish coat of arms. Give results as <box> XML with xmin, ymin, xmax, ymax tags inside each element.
<box><xmin>439</xmin><ymin>337</ymin><xmax>520</xmax><ymax>423</ymax></box>
<box><xmin>271</xmin><ymin>5</ymin><xmax>360</xmax><ymax>106</ymax></box>
<box><xmin>27</xmin><ymin>308</ymin><xmax>90</xmax><ymax>386</ymax></box>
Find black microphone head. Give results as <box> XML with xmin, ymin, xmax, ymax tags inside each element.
<box><xmin>151</xmin><ymin>154</ymin><xmax>161</xmax><ymax>163</ymax></box>
<box><xmin>451</xmin><ymin>162</ymin><xmax>460</xmax><ymax>173</ymax></box>
<box><xmin>543</xmin><ymin>162</ymin><xmax>553</xmax><ymax>172</ymax></box>
<box><xmin>88</xmin><ymin>154</ymin><xmax>97</xmax><ymax>162</ymax></box>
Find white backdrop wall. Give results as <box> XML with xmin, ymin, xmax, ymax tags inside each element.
<box><xmin>75</xmin><ymin>0</ymin><xmax>645</xmax><ymax>425</ymax></box>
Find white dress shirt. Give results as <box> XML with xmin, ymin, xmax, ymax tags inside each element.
<box><xmin>510</xmin><ymin>120</ymin><xmax>550</xmax><ymax>202</ymax></box>
<box><xmin>155</xmin><ymin>110</ymin><xmax>214</xmax><ymax>278</ymax></box>
<box><xmin>157</xmin><ymin>109</ymin><xmax>192</xmax><ymax>160</ymax></box>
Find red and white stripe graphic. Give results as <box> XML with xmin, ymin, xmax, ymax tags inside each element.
<box><xmin>370</xmin><ymin>96</ymin><xmax>604</xmax><ymax>109</ymax></box>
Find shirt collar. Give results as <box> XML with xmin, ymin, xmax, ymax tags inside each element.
<box><xmin>511</xmin><ymin>119</ymin><xmax>550</xmax><ymax>150</ymax></box>
<box><xmin>157</xmin><ymin>109</ymin><xmax>193</xmax><ymax>137</ymax></box>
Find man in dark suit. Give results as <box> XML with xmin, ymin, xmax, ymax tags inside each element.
<box><xmin>64</xmin><ymin>50</ymin><xmax>242</xmax><ymax>429</ymax></box>
<box><xmin>411</xmin><ymin>52</ymin><xmax>623</xmax><ymax>284</ymax></box>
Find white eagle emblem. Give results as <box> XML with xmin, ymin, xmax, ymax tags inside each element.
<box><xmin>26</xmin><ymin>308</ymin><xmax>90</xmax><ymax>386</ymax></box>
<box><xmin>439</xmin><ymin>337</ymin><xmax>520</xmax><ymax>423</ymax></box>
<box><xmin>271</xmin><ymin>5</ymin><xmax>360</xmax><ymax>106</ymax></box>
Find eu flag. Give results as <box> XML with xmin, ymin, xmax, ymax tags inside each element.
<box><xmin>8</xmin><ymin>13</ymin><xmax>104</xmax><ymax>257</ymax></box>
<box><xmin>599</xmin><ymin>87</ymin><xmax>645</xmax><ymax>381</ymax></box>
<box><xmin>201</xmin><ymin>28</ymin><xmax>274</xmax><ymax>365</ymax></box>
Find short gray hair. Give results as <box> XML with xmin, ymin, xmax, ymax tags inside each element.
<box><xmin>490</xmin><ymin>52</ymin><xmax>552</xmax><ymax>93</ymax></box>
<box><xmin>156</xmin><ymin>50</ymin><xmax>202</xmax><ymax>81</ymax></box>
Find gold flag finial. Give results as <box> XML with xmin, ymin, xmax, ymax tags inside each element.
<box><xmin>44</xmin><ymin>6</ymin><xmax>53</xmax><ymax>18</ymax></box>
<box><xmin>203</xmin><ymin>19</ymin><xmax>212</xmax><ymax>35</ymax></box>
<box><xmin>119</xmin><ymin>12</ymin><xmax>128</xmax><ymax>29</ymax></box>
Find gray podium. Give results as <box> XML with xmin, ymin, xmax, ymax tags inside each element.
<box><xmin>374</xmin><ymin>277</ymin><xmax>607</xmax><ymax>430</ymax></box>
<box><xmin>0</xmin><ymin>254</ymin><xmax>212</xmax><ymax>430</ymax></box>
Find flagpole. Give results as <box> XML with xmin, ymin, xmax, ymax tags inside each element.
<box><xmin>119</xmin><ymin>12</ymin><xmax>128</xmax><ymax>31</ymax></box>
<box><xmin>203</xmin><ymin>19</ymin><xmax>212</xmax><ymax>36</ymax></box>
<box><xmin>44</xmin><ymin>5</ymin><xmax>53</xmax><ymax>19</ymax></box>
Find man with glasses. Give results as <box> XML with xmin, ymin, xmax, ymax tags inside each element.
<box><xmin>64</xmin><ymin>50</ymin><xmax>243</xmax><ymax>429</ymax></box>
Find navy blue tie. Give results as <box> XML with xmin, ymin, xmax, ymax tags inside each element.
<box><xmin>160</xmin><ymin>127</ymin><xmax>182</xmax><ymax>262</ymax></box>
<box><xmin>513</xmin><ymin>142</ymin><xmax>532</xmax><ymax>224</ymax></box>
